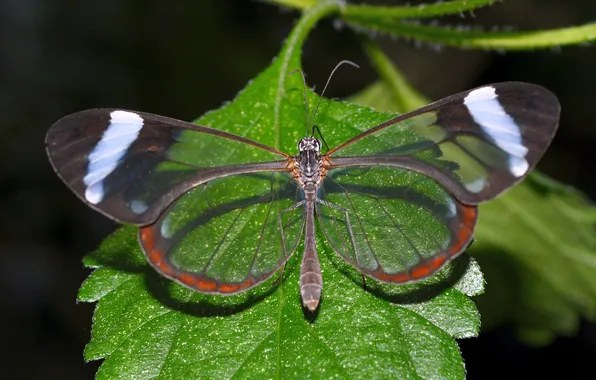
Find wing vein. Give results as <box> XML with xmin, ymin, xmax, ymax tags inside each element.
<box><xmin>374</xmin><ymin>197</ymin><xmax>424</xmax><ymax>268</ymax></box>
<box><xmin>338</xmin><ymin>181</ymin><xmax>380</xmax><ymax>270</ymax></box>
<box><xmin>202</xmin><ymin>207</ymin><xmax>246</xmax><ymax>277</ymax></box>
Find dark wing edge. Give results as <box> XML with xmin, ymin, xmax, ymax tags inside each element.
<box><xmin>139</xmin><ymin>226</ymin><xmax>294</xmax><ymax>294</ymax></box>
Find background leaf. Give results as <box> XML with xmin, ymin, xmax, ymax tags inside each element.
<box><xmin>267</xmin><ymin>0</ymin><xmax>499</xmax><ymax>18</ymax></box>
<box><xmin>78</xmin><ymin>3</ymin><xmax>483</xmax><ymax>378</ymax></box>
<box><xmin>470</xmin><ymin>172</ymin><xmax>596</xmax><ymax>345</ymax></box>
<box><xmin>267</xmin><ymin>0</ymin><xmax>596</xmax><ymax>51</ymax></box>
<box><xmin>347</xmin><ymin>20</ymin><xmax>596</xmax><ymax>51</ymax></box>
<box><xmin>343</xmin><ymin>0</ymin><xmax>499</xmax><ymax>20</ymax></box>
<box><xmin>353</xmin><ymin>39</ymin><xmax>596</xmax><ymax>346</ymax></box>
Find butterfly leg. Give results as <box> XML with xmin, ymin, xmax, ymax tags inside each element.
<box><xmin>272</xmin><ymin>200</ymin><xmax>306</xmax><ymax>288</ymax></box>
<box><xmin>314</xmin><ymin>198</ymin><xmax>364</xmax><ymax>277</ymax></box>
<box><xmin>277</xmin><ymin>200</ymin><xmax>306</xmax><ymax>254</ymax></box>
<box><xmin>271</xmin><ymin>264</ymin><xmax>286</xmax><ymax>287</ymax></box>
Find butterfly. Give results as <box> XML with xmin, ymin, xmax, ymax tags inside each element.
<box><xmin>45</xmin><ymin>77</ymin><xmax>559</xmax><ymax>311</ymax></box>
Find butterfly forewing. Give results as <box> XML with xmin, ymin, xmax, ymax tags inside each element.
<box><xmin>317</xmin><ymin>166</ymin><xmax>477</xmax><ymax>283</ymax></box>
<box><xmin>326</xmin><ymin>82</ymin><xmax>560</xmax><ymax>204</ymax></box>
<box><xmin>46</xmin><ymin>109</ymin><xmax>290</xmax><ymax>225</ymax></box>
<box><xmin>139</xmin><ymin>171</ymin><xmax>305</xmax><ymax>294</ymax></box>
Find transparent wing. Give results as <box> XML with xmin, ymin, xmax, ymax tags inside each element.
<box><xmin>46</xmin><ymin>109</ymin><xmax>290</xmax><ymax>225</ymax></box>
<box><xmin>317</xmin><ymin>166</ymin><xmax>477</xmax><ymax>283</ymax></box>
<box><xmin>326</xmin><ymin>82</ymin><xmax>560</xmax><ymax>204</ymax></box>
<box><xmin>139</xmin><ymin>171</ymin><xmax>305</xmax><ymax>294</ymax></box>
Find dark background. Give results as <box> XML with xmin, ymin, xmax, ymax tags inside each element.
<box><xmin>2</xmin><ymin>0</ymin><xmax>595</xmax><ymax>378</ymax></box>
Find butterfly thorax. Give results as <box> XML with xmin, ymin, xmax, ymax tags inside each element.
<box><xmin>294</xmin><ymin>137</ymin><xmax>324</xmax><ymax>193</ymax></box>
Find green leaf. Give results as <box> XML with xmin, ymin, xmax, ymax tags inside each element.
<box><xmin>78</xmin><ymin>3</ymin><xmax>482</xmax><ymax>379</ymax></box>
<box><xmin>80</xmin><ymin>228</ymin><xmax>481</xmax><ymax>378</ymax></box>
<box><xmin>354</xmin><ymin>41</ymin><xmax>596</xmax><ymax>346</ymax></box>
<box><xmin>347</xmin><ymin>19</ymin><xmax>596</xmax><ymax>51</ymax></box>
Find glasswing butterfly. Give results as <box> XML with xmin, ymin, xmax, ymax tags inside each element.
<box><xmin>45</xmin><ymin>66</ymin><xmax>559</xmax><ymax>311</ymax></box>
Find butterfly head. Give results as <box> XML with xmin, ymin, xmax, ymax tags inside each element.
<box><xmin>298</xmin><ymin>136</ymin><xmax>321</xmax><ymax>153</ymax></box>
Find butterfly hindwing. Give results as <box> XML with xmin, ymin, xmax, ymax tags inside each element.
<box><xmin>317</xmin><ymin>166</ymin><xmax>477</xmax><ymax>283</ymax></box>
<box><xmin>139</xmin><ymin>171</ymin><xmax>304</xmax><ymax>294</ymax></box>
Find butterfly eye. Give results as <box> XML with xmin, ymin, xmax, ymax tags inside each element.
<box><xmin>298</xmin><ymin>138</ymin><xmax>309</xmax><ymax>151</ymax></box>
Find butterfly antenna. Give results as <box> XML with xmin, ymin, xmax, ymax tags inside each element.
<box><xmin>288</xmin><ymin>68</ymin><xmax>310</xmax><ymax>137</ymax></box>
<box><xmin>311</xmin><ymin>124</ymin><xmax>330</xmax><ymax>152</ymax></box>
<box><xmin>311</xmin><ymin>60</ymin><xmax>360</xmax><ymax>136</ymax></box>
